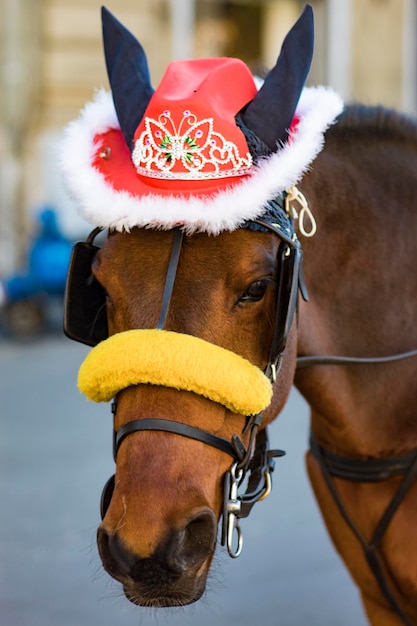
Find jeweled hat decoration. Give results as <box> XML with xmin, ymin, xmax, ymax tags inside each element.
<box><xmin>60</xmin><ymin>5</ymin><xmax>343</xmax><ymax>235</ymax></box>
<box><xmin>131</xmin><ymin>59</ymin><xmax>255</xmax><ymax>182</ymax></box>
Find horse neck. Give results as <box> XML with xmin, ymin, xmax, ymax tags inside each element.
<box><xmin>294</xmin><ymin>112</ymin><xmax>417</xmax><ymax>456</ymax></box>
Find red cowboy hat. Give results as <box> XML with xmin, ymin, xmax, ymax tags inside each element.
<box><xmin>60</xmin><ymin>6</ymin><xmax>343</xmax><ymax>235</ymax></box>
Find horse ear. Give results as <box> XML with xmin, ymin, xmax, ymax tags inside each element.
<box><xmin>240</xmin><ymin>4</ymin><xmax>314</xmax><ymax>152</ymax></box>
<box><xmin>101</xmin><ymin>6</ymin><xmax>154</xmax><ymax>148</ymax></box>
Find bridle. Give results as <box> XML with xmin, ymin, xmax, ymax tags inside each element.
<box><xmin>65</xmin><ymin>213</ymin><xmax>304</xmax><ymax>558</ymax></box>
<box><xmin>97</xmin><ymin>220</ymin><xmax>299</xmax><ymax>557</ymax></box>
<box><xmin>297</xmin><ymin>353</ymin><xmax>417</xmax><ymax>625</ymax></box>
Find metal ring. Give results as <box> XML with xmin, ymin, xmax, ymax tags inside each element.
<box><xmin>257</xmin><ymin>470</ymin><xmax>272</xmax><ymax>502</ymax></box>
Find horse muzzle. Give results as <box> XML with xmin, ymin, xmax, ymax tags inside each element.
<box><xmin>97</xmin><ymin>508</ymin><xmax>217</xmax><ymax>606</ymax></box>
<box><xmin>82</xmin><ymin>328</ymin><xmax>283</xmax><ymax>599</ymax></box>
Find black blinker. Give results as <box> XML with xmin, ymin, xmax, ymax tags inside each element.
<box><xmin>100</xmin><ymin>474</ymin><xmax>115</xmax><ymax>520</ymax></box>
<box><xmin>63</xmin><ymin>238</ymin><xmax>108</xmax><ymax>346</ymax></box>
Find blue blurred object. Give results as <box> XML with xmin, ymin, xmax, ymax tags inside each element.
<box><xmin>5</xmin><ymin>208</ymin><xmax>72</xmax><ymax>300</ymax></box>
<box><xmin>1</xmin><ymin>208</ymin><xmax>73</xmax><ymax>337</ymax></box>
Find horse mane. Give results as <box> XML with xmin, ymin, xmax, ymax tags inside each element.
<box><xmin>331</xmin><ymin>103</ymin><xmax>417</xmax><ymax>144</ymax></box>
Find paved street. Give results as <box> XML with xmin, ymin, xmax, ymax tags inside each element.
<box><xmin>0</xmin><ymin>335</ymin><xmax>367</xmax><ymax>626</ymax></box>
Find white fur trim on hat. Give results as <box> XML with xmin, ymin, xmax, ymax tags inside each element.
<box><xmin>60</xmin><ymin>87</ymin><xmax>343</xmax><ymax>235</ymax></box>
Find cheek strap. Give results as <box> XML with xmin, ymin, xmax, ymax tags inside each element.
<box><xmin>77</xmin><ymin>328</ymin><xmax>272</xmax><ymax>416</ymax></box>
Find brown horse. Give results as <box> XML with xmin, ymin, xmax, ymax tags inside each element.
<box><xmin>65</xmin><ymin>103</ymin><xmax>417</xmax><ymax>621</ymax></box>
<box><xmin>61</xmin><ymin>7</ymin><xmax>417</xmax><ymax>625</ymax></box>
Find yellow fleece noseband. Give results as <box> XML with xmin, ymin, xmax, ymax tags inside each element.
<box><xmin>78</xmin><ymin>329</ymin><xmax>272</xmax><ymax>416</ymax></box>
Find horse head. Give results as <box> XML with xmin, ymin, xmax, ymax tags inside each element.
<box><xmin>61</xmin><ymin>5</ymin><xmax>342</xmax><ymax>606</ymax></box>
<box><xmin>88</xmin><ymin>226</ymin><xmax>297</xmax><ymax>606</ymax></box>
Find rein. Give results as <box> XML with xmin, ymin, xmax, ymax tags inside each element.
<box><xmin>297</xmin><ymin>351</ymin><xmax>417</xmax><ymax>625</ymax></box>
<box><xmin>297</xmin><ymin>348</ymin><xmax>417</xmax><ymax>369</ymax></box>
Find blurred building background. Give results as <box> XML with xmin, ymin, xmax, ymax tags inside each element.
<box><xmin>0</xmin><ymin>0</ymin><xmax>416</xmax><ymax>276</ymax></box>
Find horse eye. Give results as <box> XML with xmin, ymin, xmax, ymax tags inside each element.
<box><xmin>239</xmin><ymin>279</ymin><xmax>270</xmax><ymax>303</ymax></box>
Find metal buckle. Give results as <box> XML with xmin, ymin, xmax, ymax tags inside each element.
<box><xmin>222</xmin><ymin>459</ymin><xmax>276</xmax><ymax>558</ymax></box>
<box><xmin>224</xmin><ymin>463</ymin><xmax>244</xmax><ymax>558</ymax></box>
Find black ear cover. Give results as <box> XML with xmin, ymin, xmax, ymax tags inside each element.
<box><xmin>102</xmin><ymin>6</ymin><xmax>154</xmax><ymax>149</ymax></box>
<box><xmin>240</xmin><ymin>5</ymin><xmax>314</xmax><ymax>151</ymax></box>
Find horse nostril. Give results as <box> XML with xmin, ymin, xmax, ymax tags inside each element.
<box><xmin>97</xmin><ymin>525</ymin><xmax>135</xmax><ymax>580</ymax></box>
<box><xmin>167</xmin><ymin>509</ymin><xmax>217</xmax><ymax>571</ymax></box>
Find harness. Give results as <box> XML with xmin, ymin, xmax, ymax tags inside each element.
<box><xmin>297</xmin><ymin>356</ymin><xmax>417</xmax><ymax>625</ymax></box>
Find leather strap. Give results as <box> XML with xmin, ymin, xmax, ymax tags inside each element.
<box><xmin>310</xmin><ymin>434</ymin><xmax>417</xmax><ymax>482</ymax></box>
<box><xmin>114</xmin><ymin>418</ymin><xmax>240</xmax><ymax>461</ymax></box>
<box><xmin>297</xmin><ymin>348</ymin><xmax>417</xmax><ymax>369</ymax></box>
<box><xmin>156</xmin><ymin>227</ymin><xmax>184</xmax><ymax>329</ymax></box>
<box><xmin>310</xmin><ymin>431</ymin><xmax>417</xmax><ymax>625</ymax></box>
<box><xmin>239</xmin><ymin>428</ymin><xmax>285</xmax><ymax>518</ymax></box>
<box><xmin>252</xmin><ymin>218</ymin><xmax>302</xmax><ymax>380</ymax></box>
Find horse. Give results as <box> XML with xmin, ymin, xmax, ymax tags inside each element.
<box><xmin>61</xmin><ymin>6</ymin><xmax>417</xmax><ymax>625</ymax></box>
